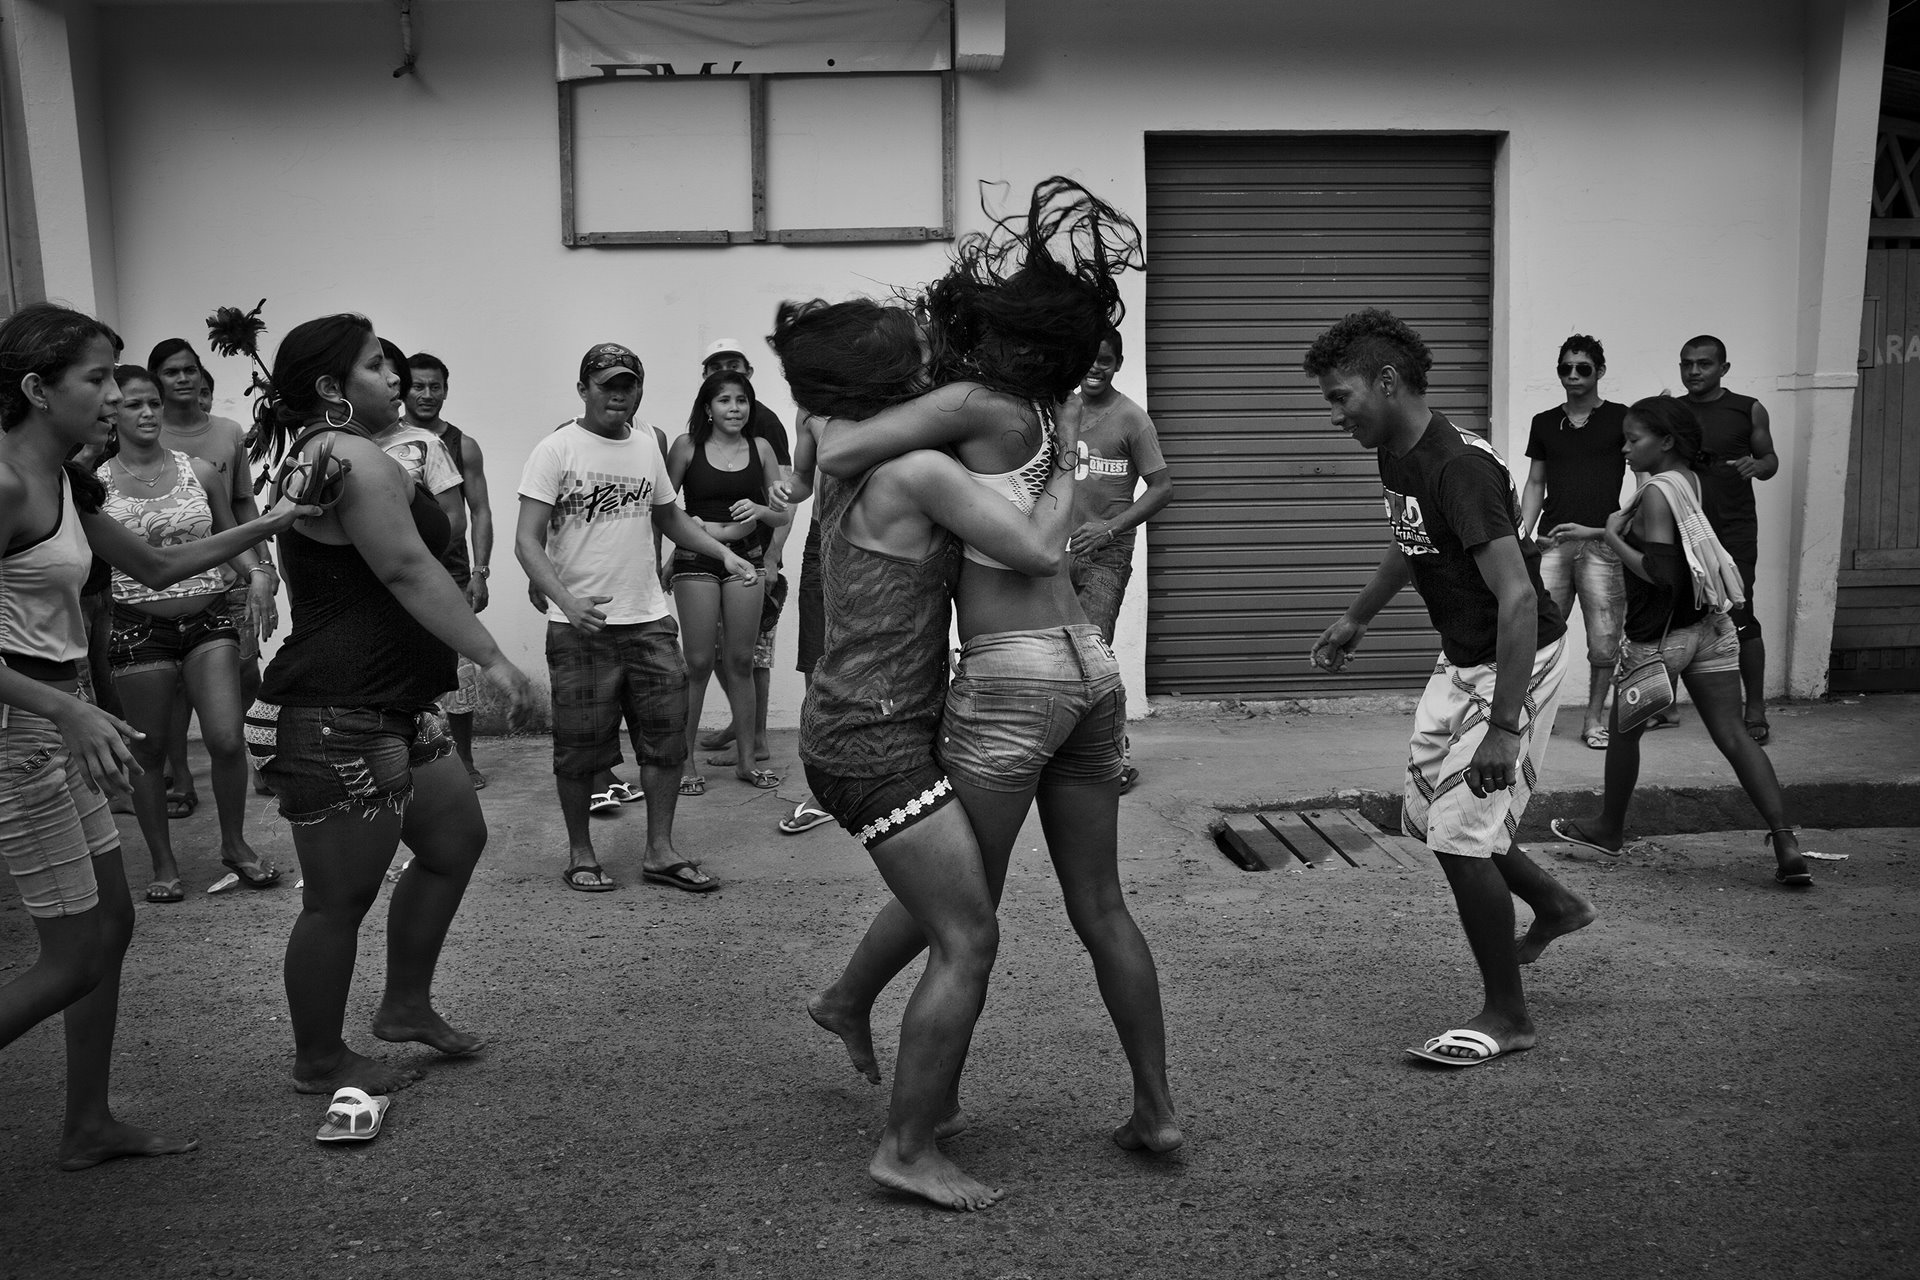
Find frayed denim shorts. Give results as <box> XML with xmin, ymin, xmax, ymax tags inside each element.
<box><xmin>937</xmin><ymin>624</ymin><xmax>1126</xmax><ymax>793</ymax></box>
<box><xmin>246</xmin><ymin>701</ymin><xmax>452</xmax><ymax>825</ymax></box>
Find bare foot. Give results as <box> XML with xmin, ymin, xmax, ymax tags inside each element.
<box><xmin>869</xmin><ymin>1139</ymin><xmax>1004</xmax><ymax>1211</ymax></box>
<box><xmin>706</xmin><ymin>747</ymin><xmax>773</xmax><ymax>766</ymax></box>
<box><xmin>58</xmin><ymin>1120</ymin><xmax>198</xmax><ymax>1172</ymax></box>
<box><xmin>934</xmin><ymin>1107</ymin><xmax>970</xmax><ymax>1140</ymax></box>
<box><xmin>1112</xmin><ymin>1109</ymin><xmax>1185</xmax><ymax>1153</ymax></box>
<box><xmin>372</xmin><ymin>1004</ymin><xmax>486</xmax><ymax>1057</ymax></box>
<box><xmin>1516</xmin><ymin>896</ymin><xmax>1598</xmax><ymax>965</ymax></box>
<box><xmin>293</xmin><ymin>1048</ymin><xmax>422</xmax><ymax>1096</ymax></box>
<box><xmin>698</xmin><ymin>726</ymin><xmax>735</xmax><ymax>752</ymax></box>
<box><xmin>808</xmin><ymin>991</ymin><xmax>880</xmax><ymax>1084</ymax></box>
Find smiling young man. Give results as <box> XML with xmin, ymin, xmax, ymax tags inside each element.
<box><xmin>516</xmin><ymin>344</ymin><xmax>758</xmax><ymax>895</ymax></box>
<box><xmin>1679</xmin><ymin>335</ymin><xmax>1777</xmax><ymax>745</ymax></box>
<box><xmin>1305</xmin><ymin>308</ymin><xmax>1594</xmax><ymax>1069</ymax></box>
<box><xmin>1520</xmin><ymin>335</ymin><xmax>1628</xmax><ymax>748</ymax></box>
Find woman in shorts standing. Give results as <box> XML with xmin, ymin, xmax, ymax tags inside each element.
<box><xmin>0</xmin><ymin>303</ymin><xmax>309</xmax><ymax>1167</ymax></box>
<box><xmin>666</xmin><ymin>370</ymin><xmax>787</xmax><ymax>794</ymax></box>
<box><xmin>1547</xmin><ymin>396</ymin><xmax>1813</xmax><ymax>886</ymax></box>
<box><xmin>244</xmin><ymin>313</ymin><xmax>534</xmax><ymax>1098</ymax></box>
<box><xmin>99</xmin><ymin>363</ymin><xmax>278</xmax><ymax>902</ymax></box>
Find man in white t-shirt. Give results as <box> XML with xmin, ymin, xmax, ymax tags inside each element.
<box><xmin>516</xmin><ymin>343</ymin><xmax>758</xmax><ymax>895</ymax></box>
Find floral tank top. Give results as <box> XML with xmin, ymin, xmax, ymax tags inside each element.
<box><xmin>99</xmin><ymin>451</ymin><xmax>232</xmax><ymax>604</ymax></box>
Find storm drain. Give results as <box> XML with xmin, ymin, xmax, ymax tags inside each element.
<box><xmin>1212</xmin><ymin>808</ymin><xmax>1436</xmax><ymax>875</ymax></box>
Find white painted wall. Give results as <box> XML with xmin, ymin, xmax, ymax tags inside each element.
<box><xmin>87</xmin><ymin>0</ymin><xmax>1865</xmax><ymax>724</ymax></box>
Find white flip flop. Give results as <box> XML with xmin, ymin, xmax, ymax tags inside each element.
<box><xmin>1405</xmin><ymin>1028</ymin><xmax>1505</xmax><ymax>1068</ymax></box>
<box><xmin>315</xmin><ymin>1087</ymin><xmax>391</xmax><ymax>1143</ymax></box>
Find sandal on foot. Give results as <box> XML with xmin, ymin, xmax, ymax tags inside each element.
<box><xmin>1765</xmin><ymin>829</ymin><xmax>1813</xmax><ymax>887</ymax></box>
<box><xmin>145</xmin><ymin>879</ymin><xmax>185</xmax><ymax>903</ymax></box>
<box><xmin>315</xmin><ymin>1087</ymin><xmax>391</xmax><ymax>1143</ymax></box>
<box><xmin>606</xmin><ymin>781</ymin><xmax>643</xmax><ymax>803</ymax></box>
<box><xmin>466</xmin><ymin>767</ymin><xmax>489</xmax><ymax>791</ymax></box>
<box><xmin>1406</xmin><ymin>1028</ymin><xmax>1508</xmax><ymax>1068</ymax></box>
<box><xmin>678</xmin><ymin>775</ymin><xmax>706</xmax><ymax>796</ymax></box>
<box><xmin>165</xmin><ymin>792</ymin><xmax>198</xmax><ymax>820</ymax></box>
<box><xmin>563</xmin><ymin>863</ymin><xmax>617</xmax><ymax>892</ymax></box>
<box><xmin>642</xmin><ymin>861</ymin><xmax>719</xmax><ymax>893</ymax></box>
<box><xmin>1746</xmin><ymin>717</ymin><xmax>1772</xmax><ymax>746</ymax></box>
<box><xmin>779</xmin><ymin>798</ymin><xmax>834</xmax><ymax>835</ymax></box>
<box><xmin>588</xmin><ymin>789</ymin><xmax>621</xmax><ymax>814</ymax></box>
<box><xmin>1583</xmin><ymin>728</ymin><xmax>1610</xmax><ymax>750</ymax></box>
<box><xmin>738</xmin><ymin>768</ymin><xmax>782</xmax><ymax>790</ymax></box>
<box><xmin>222</xmin><ymin>857</ymin><xmax>280</xmax><ymax>889</ymax></box>
<box><xmin>1118</xmin><ymin>765</ymin><xmax>1140</xmax><ymax>794</ymax></box>
<box><xmin>1550</xmin><ymin>817</ymin><xmax>1623</xmax><ymax>858</ymax></box>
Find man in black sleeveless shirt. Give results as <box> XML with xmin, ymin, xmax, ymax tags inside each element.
<box><xmin>1306</xmin><ymin>309</ymin><xmax>1595</xmax><ymax>1070</ymax></box>
<box><xmin>1680</xmin><ymin>335</ymin><xmax>1778</xmax><ymax>745</ymax></box>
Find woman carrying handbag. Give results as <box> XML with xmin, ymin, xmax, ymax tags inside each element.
<box><xmin>1545</xmin><ymin>396</ymin><xmax>1815</xmax><ymax>888</ymax></box>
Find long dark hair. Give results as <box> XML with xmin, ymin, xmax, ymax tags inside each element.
<box><xmin>923</xmin><ymin>176</ymin><xmax>1142</xmax><ymax>409</ymax></box>
<box><xmin>768</xmin><ymin>299</ymin><xmax>929</xmax><ymax>421</ymax></box>
<box><xmin>247</xmin><ymin>313</ymin><xmax>375</xmax><ymax>474</ymax></box>
<box><xmin>687</xmin><ymin>369</ymin><xmax>756</xmax><ymax>452</ymax></box>
<box><xmin>0</xmin><ymin>302</ymin><xmax>124</xmax><ymax>512</ymax></box>
<box><xmin>1629</xmin><ymin>395</ymin><xmax>1716</xmax><ymax>472</ymax></box>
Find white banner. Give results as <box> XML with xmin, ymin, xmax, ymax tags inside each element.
<box><xmin>555</xmin><ymin>0</ymin><xmax>952</xmax><ymax>82</ymax></box>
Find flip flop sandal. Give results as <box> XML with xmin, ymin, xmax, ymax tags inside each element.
<box><xmin>1405</xmin><ymin>1028</ymin><xmax>1509</xmax><ymax>1068</ymax></box>
<box><xmin>1583</xmin><ymin>729</ymin><xmax>1610</xmax><ymax>750</ymax></box>
<box><xmin>222</xmin><ymin>857</ymin><xmax>280</xmax><ymax>889</ymax></box>
<box><xmin>165</xmin><ymin>792</ymin><xmax>198</xmax><ymax>820</ymax></box>
<box><xmin>678</xmin><ymin>776</ymin><xmax>706</xmax><ymax>797</ymax></box>
<box><xmin>779</xmin><ymin>799</ymin><xmax>835</xmax><ymax>835</ymax></box>
<box><xmin>145</xmin><ymin>879</ymin><xmax>185</xmax><ymax>903</ymax></box>
<box><xmin>642</xmin><ymin>861</ymin><xmax>720</xmax><ymax>893</ymax></box>
<box><xmin>588</xmin><ymin>789</ymin><xmax>621</xmax><ymax>814</ymax></box>
<box><xmin>739</xmin><ymin>769</ymin><xmax>782</xmax><ymax>790</ymax></box>
<box><xmin>1766</xmin><ymin>830</ymin><xmax>1813</xmax><ymax>887</ymax></box>
<box><xmin>315</xmin><ymin>1087</ymin><xmax>391</xmax><ymax>1143</ymax></box>
<box><xmin>1745</xmin><ymin>718</ymin><xmax>1772</xmax><ymax>746</ymax></box>
<box><xmin>466</xmin><ymin>767</ymin><xmax>489</xmax><ymax>791</ymax></box>
<box><xmin>563</xmin><ymin>863</ymin><xmax>618</xmax><ymax>892</ymax></box>
<box><xmin>1549</xmin><ymin>817</ymin><xmax>1623</xmax><ymax>858</ymax></box>
<box><xmin>606</xmin><ymin>782</ymin><xmax>643</xmax><ymax>803</ymax></box>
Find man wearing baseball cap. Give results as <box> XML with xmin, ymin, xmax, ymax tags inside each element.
<box><xmin>516</xmin><ymin>343</ymin><xmax>760</xmax><ymax>894</ymax></box>
<box><xmin>696</xmin><ymin>339</ymin><xmax>795</xmax><ymax>775</ymax></box>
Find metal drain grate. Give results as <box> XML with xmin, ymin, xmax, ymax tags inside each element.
<box><xmin>1213</xmin><ymin>808</ymin><xmax>1436</xmax><ymax>875</ymax></box>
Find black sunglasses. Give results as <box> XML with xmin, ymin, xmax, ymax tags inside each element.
<box><xmin>1557</xmin><ymin>362</ymin><xmax>1595</xmax><ymax>378</ymax></box>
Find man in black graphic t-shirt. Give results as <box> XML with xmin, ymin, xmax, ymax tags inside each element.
<box><xmin>1304</xmin><ymin>309</ymin><xmax>1594</xmax><ymax>1071</ymax></box>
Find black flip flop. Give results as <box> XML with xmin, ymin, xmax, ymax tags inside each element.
<box><xmin>642</xmin><ymin>861</ymin><xmax>719</xmax><ymax>893</ymax></box>
<box><xmin>563</xmin><ymin>863</ymin><xmax>617</xmax><ymax>893</ymax></box>
<box><xmin>222</xmin><ymin>857</ymin><xmax>280</xmax><ymax>889</ymax></box>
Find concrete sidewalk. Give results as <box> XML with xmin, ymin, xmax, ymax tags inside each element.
<box><xmin>1</xmin><ymin>694</ymin><xmax>1915</xmax><ymax>1278</ymax></box>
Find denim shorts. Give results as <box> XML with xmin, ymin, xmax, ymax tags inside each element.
<box><xmin>1537</xmin><ymin>538</ymin><xmax>1625</xmax><ymax>668</ymax></box>
<box><xmin>937</xmin><ymin>625</ymin><xmax>1126</xmax><ymax>792</ymax></box>
<box><xmin>226</xmin><ymin>584</ymin><xmax>260</xmax><ymax>662</ymax></box>
<box><xmin>671</xmin><ymin>529</ymin><xmax>768</xmax><ymax>584</ymax></box>
<box><xmin>1621</xmin><ymin>611</ymin><xmax>1741</xmax><ymax>680</ymax></box>
<box><xmin>108</xmin><ymin>597</ymin><xmax>240</xmax><ymax>677</ymax></box>
<box><xmin>245</xmin><ymin>701</ymin><xmax>453</xmax><ymax>825</ymax></box>
<box><xmin>546</xmin><ymin>618</ymin><xmax>688</xmax><ymax>778</ymax></box>
<box><xmin>0</xmin><ymin>698</ymin><xmax>118</xmax><ymax>918</ymax></box>
<box><xmin>1069</xmin><ymin>538</ymin><xmax>1134</xmax><ymax>646</ymax></box>
<box><xmin>803</xmin><ymin>759</ymin><xmax>957</xmax><ymax>852</ymax></box>
<box><xmin>753</xmin><ymin>572</ymin><xmax>788</xmax><ymax>671</ymax></box>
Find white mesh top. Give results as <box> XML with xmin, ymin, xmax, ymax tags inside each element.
<box><xmin>960</xmin><ymin>416</ymin><xmax>1054</xmax><ymax>570</ymax></box>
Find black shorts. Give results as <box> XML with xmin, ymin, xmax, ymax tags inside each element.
<box><xmin>671</xmin><ymin>528</ymin><xmax>768</xmax><ymax>584</ymax></box>
<box><xmin>109</xmin><ymin>599</ymin><xmax>239</xmax><ymax>676</ymax></box>
<box><xmin>803</xmin><ymin>759</ymin><xmax>956</xmax><ymax>852</ymax></box>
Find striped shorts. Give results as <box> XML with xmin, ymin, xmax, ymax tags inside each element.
<box><xmin>1402</xmin><ymin>636</ymin><xmax>1569</xmax><ymax>859</ymax></box>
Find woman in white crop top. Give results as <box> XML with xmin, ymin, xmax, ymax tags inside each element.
<box><xmin>100</xmin><ymin>364</ymin><xmax>278</xmax><ymax>902</ymax></box>
<box><xmin>805</xmin><ymin>178</ymin><xmax>1183</xmax><ymax>1165</ymax></box>
<box><xmin>0</xmin><ymin>303</ymin><xmax>311</xmax><ymax>1170</ymax></box>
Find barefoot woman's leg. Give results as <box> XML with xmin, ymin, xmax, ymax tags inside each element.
<box><xmin>375</xmin><ymin>750</ymin><xmax>486</xmax><ymax>1055</ymax></box>
<box><xmin>674</xmin><ymin>577</ymin><xmax>722</xmax><ymax>781</ymax></box>
<box><xmin>112</xmin><ymin>664</ymin><xmax>181</xmax><ymax>884</ymax></box>
<box><xmin>183</xmin><ymin>643</ymin><xmax>267</xmax><ymax>876</ymax></box>
<box><xmin>716</xmin><ymin>577</ymin><xmax>767</xmax><ymax>782</ymax></box>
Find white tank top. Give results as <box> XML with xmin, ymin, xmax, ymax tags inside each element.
<box><xmin>0</xmin><ymin>473</ymin><xmax>90</xmax><ymax>666</ymax></box>
<box><xmin>960</xmin><ymin>417</ymin><xmax>1054</xmax><ymax>570</ymax></box>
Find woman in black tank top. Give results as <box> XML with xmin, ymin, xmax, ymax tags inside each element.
<box><xmin>665</xmin><ymin>370</ymin><xmax>789</xmax><ymax>791</ymax></box>
<box><xmin>0</xmin><ymin>303</ymin><xmax>310</xmax><ymax>1169</ymax></box>
<box><xmin>244</xmin><ymin>313</ymin><xmax>534</xmax><ymax>1100</ymax></box>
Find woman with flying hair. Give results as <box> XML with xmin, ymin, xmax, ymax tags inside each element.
<box><xmin>788</xmin><ymin>177</ymin><xmax>1182</xmax><ymax>1205</ymax></box>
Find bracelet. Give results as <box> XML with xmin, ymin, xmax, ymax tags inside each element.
<box><xmin>1488</xmin><ymin>719</ymin><xmax>1523</xmax><ymax>737</ymax></box>
<box><xmin>473</xmin><ymin>566</ymin><xmax>491</xmax><ymax>578</ymax></box>
<box><xmin>248</xmin><ymin>566</ymin><xmax>275</xmax><ymax>578</ymax></box>
<box><xmin>1103</xmin><ymin>524</ymin><xmax>1116</xmax><ymax>544</ymax></box>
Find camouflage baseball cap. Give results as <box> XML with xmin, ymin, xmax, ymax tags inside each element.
<box><xmin>579</xmin><ymin>342</ymin><xmax>644</xmax><ymax>386</ymax></box>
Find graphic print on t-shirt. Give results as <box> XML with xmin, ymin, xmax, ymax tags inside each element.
<box><xmin>1086</xmin><ymin>453</ymin><xmax>1131</xmax><ymax>479</ymax></box>
<box><xmin>1384</xmin><ymin>427</ymin><xmax>1519</xmax><ymax>560</ymax></box>
<box><xmin>549</xmin><ymin>468</ymin><xmax>655</xmax><ymax>531</ymax></box>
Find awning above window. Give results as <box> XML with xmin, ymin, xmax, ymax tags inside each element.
<box><xmin>555</xmin><ymin>0</ymin><xmax>953</xmax><ymax>81</ymax></box>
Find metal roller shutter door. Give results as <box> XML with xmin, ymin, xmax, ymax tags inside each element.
<box><xmin>1143</xmin><ymin>134</ymin><xmax>1496</xmax><ymax>698</ymax></box>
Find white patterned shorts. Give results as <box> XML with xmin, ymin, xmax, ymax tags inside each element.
<box><xmin>1402</xmin><ymin>636</ymin><xmax>1569</xmax><ymax>859</ymax></box>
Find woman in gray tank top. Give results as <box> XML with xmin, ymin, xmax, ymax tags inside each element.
<box><xmin>797</xmin><ymin>179</ymin><xmax>1183</xmax><ymax>1203</ymax></box>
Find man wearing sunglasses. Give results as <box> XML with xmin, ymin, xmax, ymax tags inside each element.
<box><xmin>1520</xmin><ymin>336</ymin><xmax>1629</xmax><ymax>749</ymax></box>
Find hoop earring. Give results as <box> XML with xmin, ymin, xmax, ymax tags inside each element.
<box><xmin>324</xmin><ymin>401</ymin><xmax>352</xmax><ymax>430</ymax></box>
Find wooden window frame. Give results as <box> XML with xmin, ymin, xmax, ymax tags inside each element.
<box><xmin>558</xmin><ymin>69</ymin><xmax>956</xmax><ymax>247</ymax></box>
